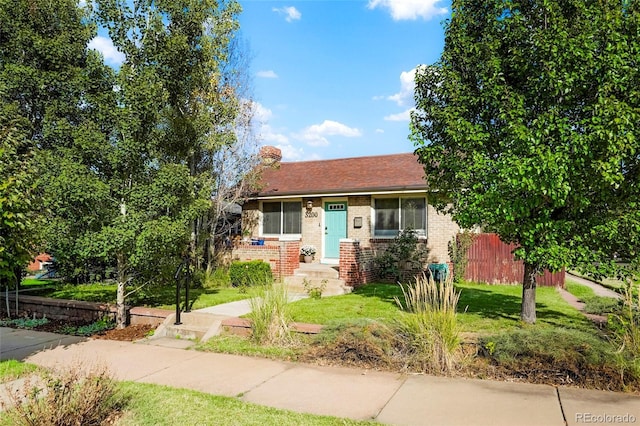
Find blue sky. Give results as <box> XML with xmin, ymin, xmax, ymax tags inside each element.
<box><xmin>241</xmin><ymin>0</ymin><xmax>450</xmax><ymax>161</ymax></box>
<box><xmin>88</xmin><ymin>0</ymin><xmax>451</xmax><ymax>162</ymax></box>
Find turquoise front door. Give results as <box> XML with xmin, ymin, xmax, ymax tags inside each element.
<box><xmin>324</xmin><ymin>202</ymin><xmax>347</xmax><ymax>259</ymax></box>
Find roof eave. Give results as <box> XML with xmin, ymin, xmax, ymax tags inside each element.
<box><xmin>253</xmin><ymin>185</ymin><xmax>431</xmax><ymax>200</ymax></box>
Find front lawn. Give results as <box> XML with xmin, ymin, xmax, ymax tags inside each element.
<box><xmin>288</xmin><ymin>281</ymin><xmax>597</xmax><ymax>334</ymax></box>
<box><xmin>455</xmin><ymin>282</ymin><xmax>596</xmax><ymax>334</ymax></box>
<box><xmin>288</xmin><ymin>283</ymin><xmax>402</xmax><ymax>325</ymax></box>
<box><xmin>21</xmin><ymin>282</ymin><xmax>250</xmax><ymax>310</ymax></box>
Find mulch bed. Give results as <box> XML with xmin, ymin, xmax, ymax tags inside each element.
<box><xmin>6</xmin><ymin>319</ymin><xmax>156</xmax><ymax>342</ymax></box>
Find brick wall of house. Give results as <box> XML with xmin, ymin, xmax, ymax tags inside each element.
<box><xmin>301</xmin><ymin>197</ymin><xmax>322</xmax><ymax>262</ymax></box>
<box><xmin>241</xmin><ymin>200</ymin><xmax>260</xmax><ymax>237</ymax></box>
<box><xmin>347</xmin><ymin>195</ymin><xmax>372</xmax><ymax>243</ymax></box>
<box><xmin>426</xmin><ymin>204</ymin><xmax>460</xmax><ymax>263</ymax></box>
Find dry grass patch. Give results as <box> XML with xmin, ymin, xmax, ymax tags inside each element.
<box><xmin>1</xmin><ymin>364</ymin><xmax>124</xmax><ymax>426</ymax></box>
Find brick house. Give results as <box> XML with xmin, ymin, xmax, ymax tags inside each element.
<box><xmin>236</xmin><ymin>146</ymin><xmax>460</xmax><ymax>287</ymax></box>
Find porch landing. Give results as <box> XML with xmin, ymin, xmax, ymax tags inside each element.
<box><xmin>284</xmin><ymin>263</ymin><xmax>352</xmax><ymax>296</ymax></box>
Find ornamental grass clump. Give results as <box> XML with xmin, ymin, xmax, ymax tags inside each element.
<box><xmin>608</xmin><ymin>280</ymin><xmax>640</xmax><ymax>385</ymax></box>
<box><xmin>3</xmin><ymin>364</ymin><xmax>124</xmax><ymax>425</ymax></box>
<box><xmin>248</xmin><ymin>283</ymin><xmax>292</xmax><ymax>345</ymax></box>
<box><xmin>394</xmin><ymin>273</ymin><xmax>461</xmax><ymax>374</ymax></box>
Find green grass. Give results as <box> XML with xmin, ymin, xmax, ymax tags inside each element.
<box><xmin>196</xmin><ymin>334</ymin><xmax>303</xmax><ymax>360</ymax></box>
<box><xmin>23</xmin><ymin>282</ymin><xmax>250</xmax><ymax>310</ymax></box>
<box><xmin>114</xmin><ymin>381</ymin><xmax>373</xmax><ymax>426</ymax></box>
<box><xmin>288</xmin><ymin>281</ymin><xmax>596</xmax><ymax>335</ymax></box>
<box><xmin>0</xmin><ymin>360</ymin><xmax>39</xmax><ymax>383</ymax></box>
<box><xmin>20</xmin><ymin>278</ymin><xmax>57</xmax><ymax>287</ymax></box>
<box><xmin>455</xmin><ymin>282</ymin><xmax>596</xmax><ymax>334</ymax></box>
<box><xmin>565</xmin><ymin>279</ymin><xmax>597</xmax><ymax>300</ymax></box>
<box><xmin>288</xmin><ymin>283</ymin><xmax>403</xmax><ymax>325</ymax></box>
<box><xmin>566</xmin><ymin>279</ymin><xmax>621</xmax><ymax>315</ymax></box>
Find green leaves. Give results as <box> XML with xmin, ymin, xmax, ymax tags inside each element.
<box><xmin>413</xmin><ymin>0</ymin><xmax>640</xmax><ymax>321</ymax></box>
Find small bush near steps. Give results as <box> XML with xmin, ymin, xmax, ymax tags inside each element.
<box><xmin>303</xmin><ymin>278</ymin><xmax>327</xmax><ymax>299</ymax></box>
<box><xmin>229</xmin><ymin>260</ymin><xmax>273</xmax><ymax>290</ymax></box>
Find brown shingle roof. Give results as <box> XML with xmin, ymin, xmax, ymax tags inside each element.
<box><xmin>256</xmin><ymin>152</ymin><xmax>426</xmax><ymax>197</ymax></box>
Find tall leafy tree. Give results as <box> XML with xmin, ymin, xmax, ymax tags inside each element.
<box><xmin>0</xmin><ymin>0</ymin><xmax>95</xmax><ymax>286</ymax></box>
<box><xmin>91</xmin><ymin>0</ymin><xmax>244</xmax><ymax>326</ymax></box>
<box><xmin>412</xmin><ymin>0</ymin><xmax>640</xmax><ymax>323</ymax></box>
<box><xmin>0</xmin><ymin>109</ymin><xmax>40</xmax><ymax>313</ymax></box>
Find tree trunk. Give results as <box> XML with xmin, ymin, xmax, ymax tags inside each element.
<box><xmin>521</xmin><ymin>262</ymin><xmax>538</xmax><ymax>324</ymax></box>
<box><xmin>116</xmin><ymin>253</ymin><xmax>127</xmax><ymax>329</ymax></box>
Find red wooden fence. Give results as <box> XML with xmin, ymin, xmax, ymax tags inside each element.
<box><xmin>464</xmin><ymin>234</ymin><xmax>564</xmax><ymax>287</ymax></box>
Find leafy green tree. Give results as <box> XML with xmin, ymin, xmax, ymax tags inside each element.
<box><xmin>0</xmin><ymin>0</ymin><xmax>94</xmax><ymax>290</ymax></box>
<box><xmin>91</xmin><ymin>0</ymin><xmax>244</xmax><ymax>326</ymax></box>
<box><xmin>412</xmin><ymin>0</ymin><xmax>640</xmax><ymax>323</ymax></box>
<box><xmin>0</xmin><ymin>109</ymin><xmax>40</xmax><ymax>313</ymax></box>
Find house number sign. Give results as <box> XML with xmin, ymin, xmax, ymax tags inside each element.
<box><xmin>305</xmin><ymin>211</ymin><xmax>318</xmax><ymax>218</ymax></box>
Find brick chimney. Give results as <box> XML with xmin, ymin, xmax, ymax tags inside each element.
<box><xmin>259</xmin><ymin>145</ymin><xmax>282</xmax><ymax>167</ymax></box>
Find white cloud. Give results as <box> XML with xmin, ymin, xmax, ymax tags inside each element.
<box><xmin>375</xmin><ymin>128</ymin><xmax>385</xmax><ymax>133</ymax></box>
<box><xmin>297</xmin><ymin>120</ymin><xmax>362</xmax><ymax>147</ymax></box>
<box><xmin>384</xmin><ymin>108</ymin><xmax>414</xmax><ymax>122</ymax></box>
<box><xmin>256</xmin><ymin>70</ymin><xmax>278</xmax><ymax>79</ymax></box>
<box><xmin>253</xmin><ymin>102</ymin><xmax>273</xmax><ymax>122</ymax></box>
<box><xmin>388</xmin><ymin>67</ymin><xmax>418</xmax><ymax>107</ymax></box>
<box><xmin>367</xmin><ymin>0</ymin><xmax>448</xmax><ymax>21</ymax></box>
<box><xmin>273</xmin><ymin>6</ymin><xmax>301</xmax><ymax>22</ymax></box>
<box><xmin>277</xmin><ymin>144</ymin><xmax>305</xmax><ymax>161</ymax></box>
<box><xmin>88</xmin><ymin>36</ymin><xmax>125</xmax><ymax>65</ymax></box>
<box><xmin>252</xmin><ymin>103</ymin><xmax>289</xmax><ymax>144</ymax></box>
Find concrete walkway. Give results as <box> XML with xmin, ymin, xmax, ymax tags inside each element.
<box><xmin>565</xmin><ymin>272</ymin><xmax>621</xmax><ymax>299</ymax></box>
<box><xmin>1</xmin><ymin>327</ymin><xmax>639</xmax><ymax>425</ymax></box>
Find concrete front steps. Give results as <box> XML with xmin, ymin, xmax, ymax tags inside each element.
<box><xmin>284</xmin><ymin>263</ymin><xmax>352</xmax><ymax>296</ymax></box>
<box><xmin>150</xmin><ymin>311</ymin><xmax>225</xmax><ymax>345</ymax></box>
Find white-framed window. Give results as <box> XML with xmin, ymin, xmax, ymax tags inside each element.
<box><xmin>262</xmin><ymin>201</ymin><xmax>301</xmax><ymax>235</ymax></box>
<box><xmin>374</xmin><ymin>197</ymin><xmax>427</xmax><ymax>237</ymax></box>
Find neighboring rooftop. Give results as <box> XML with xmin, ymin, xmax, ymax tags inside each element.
<box><xmin>255</xmin><ymin>149</ymin><xmax>427</xmax><ymax>197</ymax></box>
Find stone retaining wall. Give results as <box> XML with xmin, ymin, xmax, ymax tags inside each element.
<box><xmin>0</xmin><ymin>293</ymin><xmax>171</xmax><ymax>326</ymax></box>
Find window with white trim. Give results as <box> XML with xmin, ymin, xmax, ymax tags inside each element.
<box><xmin>374</xmin><ymin>197</ymin><xmax>426</xmax><ymax>237</ymax></box>
<box><xmin>263</xmin><ymin>201</ymin><xmax>301</xmax><ymax>235</ymax></box>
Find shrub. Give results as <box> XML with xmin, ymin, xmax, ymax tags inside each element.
<box><xmin>203</xmin><ymin>267</ymin><xmax>231</xmax><ymax>288</ymax></box>
<box><xmin>447</xmin><ymin>231</ymin><xmax>476</xmax><ymax>283</ymax></box>
<box><xmin>248</xmin><ymin>283</ymin><xmax>291</xmax><ymax>345</ymax></box>
<box><xmin>229</xmin><ymin>260</ymin><xmax>273</xmax><ymax>289</ymax></box>
<box><xmin>374</xmin><ymin>228</ymin><xmax>429</xmax><ymax>282</ymax></box>
<box><xmin>393</xmin><ymin>274</ymin><xmax>461</xmax><ymax>374</ymax></box>
<box><xmin>4</xmin><ymin>364</ymin><xmax>125</xmax><ymax>425</ymax></box>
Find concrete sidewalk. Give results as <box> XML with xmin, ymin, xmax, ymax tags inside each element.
<box><xmin>2</xmin><ymin>329</ymin><xmax>639</xmax><ymax>426</ymax></box>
